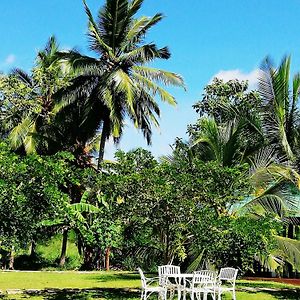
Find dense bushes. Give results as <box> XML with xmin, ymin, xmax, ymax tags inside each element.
<box><xmin>0</xmin><ymin>143</ymin><xmax>278</xmax><ymax>273</ymax></box>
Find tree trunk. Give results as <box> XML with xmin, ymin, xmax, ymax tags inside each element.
<box><xmin>296</xmin><ymin>226</ymin><xmax>300</xmax><ymax>240</ymax></box>
<box><xmin>82</xmin><ymin>246</ymin><xmax>94</xmax><ymax>270</ymax></box>
<box><xmin>287</xmin><ymin>224</ymin><xmax>294</xmax><ymax>278</ymax></box>
<box><xmin>98</xmin><ymin>119</ymin><xmax>109</xmax><ymax>170</ymax></box>
<box><xmin>288</xmin><ymin>224</ymin><xmax>294</xmax><ymax>239</ymax></box>
<box><xmin>59</xmin><ymin>228</ymin><xmax>68</xmax><ymax>267</ymax></box>
<box><xmin>105</xmin><ymin>247</ymin><xmax>111</xmax><ymax>271</ymax></box>
<box><xmin>77</xmin><ymin>235</ymin><xmax>83</xmax><ymax>256</ymax></box>
<box><xmin>8</xmin><ymin>246</ymin><xmax>14</xmax><ymax>270</ymax></box>
<box><xmin>30</xmin><ymin>241</ymin><xmax>36</xmax><ymax>258</ymax></box>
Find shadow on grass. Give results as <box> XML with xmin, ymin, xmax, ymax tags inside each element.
<box><xmin>237</xmin><ymin>288</ymin><xmax>300</xmax><ymax>300</ymax></box>
<box><xmin>267</xmin><ymin>290</ymin><xmax>300</xmax><ymax>299</ymax></box>
<box><xmin>1</xmin><ymin>287</ymin><xmax>300</xmax><ymax>300</ymax></box>
<box><xmin>83</xmin><ymin>272</ymin><xmax>141</xmax><ymax>282</ymax></box>
<box><xmin>22</xmin><ymin>288</ymin><xmax>140</xmax><ymax>300</ymax></box>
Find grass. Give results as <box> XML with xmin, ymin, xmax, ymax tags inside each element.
<box><xmin>0</xmin><ymin>271</ymin><xmax>299</xmax><ymax>299</ymax></box>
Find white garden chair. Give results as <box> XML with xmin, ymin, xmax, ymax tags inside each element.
<box><xmin>138</xmin><ymin>268</ymin><xmax>167</xmax><ymax>300</ymax></box>
<box><xmin>158</xmin><ymin>265</ymin><xmax>182</xmax><ymax>299</ymax></box>
<box><xmin>185</xmin><ymin>270</ymin><xmax>217</xmax><ymax>300</ymax></box>
<box><xmin>216</xmin><ymin>267</ymin><xmax>238</xmax><ymax>300</ymax></box>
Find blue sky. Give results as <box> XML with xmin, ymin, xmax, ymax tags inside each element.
<box><xmin>1</xmin><ymin>0</ymin><xmax>300</xmax><ymax>159</ymax></box>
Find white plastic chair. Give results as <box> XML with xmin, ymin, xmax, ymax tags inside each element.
<box><xmin>138</xmin><ymin>268</ymin><xmax>167</xmax><ymax>300</ymax></box>
<box><xmin>185</xmin><ymin>270</ymin><xmax>217</xmax><ymax>300</ymax></box>
<box><xmin>158</xmin><ymin>265</ymin><xmax>182</xmax><ymax>299</ymax></box>
<box><xmin>216</xmin><ymin>268</ymin><xmax>238</xmax><ymax>300</ymax></box>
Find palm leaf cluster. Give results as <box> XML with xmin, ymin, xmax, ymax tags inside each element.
<box><xmin>6</xmin><ymin>36</ymin><xmax>72</xmax><ymax>154</ymax></box>
<box><xmin>1</xmin><ymin>0</ymin><xmax>184</xmax><ymax>169</ymax></box>
<box><xmin>56</xmin><ymin>0</ymin><xmax>184</xmax><ymax>167</ymax></box>
<box><xmin>259</xmin><ymin>56</ymin><xmax>300</xmax><ymax>161</ymax></box>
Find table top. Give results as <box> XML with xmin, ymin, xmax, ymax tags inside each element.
<box><xmin>163</xmin><ymin>273</ymin><xmax>194</xmax><ymax>278</ymax></box>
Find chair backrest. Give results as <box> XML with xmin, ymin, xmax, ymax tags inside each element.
<box><xmin>138</xmin><ymin>267</ymin><xmax>147</xmax><ymax>289</ymax></box>
<box><xmin>193</xmin><ymin>270</ymin><xmax>216</xmax><ymax>287</ymax></box>
<box><xmin>219</xmin><ymin>268</ymin><xmax>238</xmax><ymax>285</ymax></box>
<box><xmin>158</xmin><ymin>265</ymin><xmax>180</xmax><ymax>286</ymax></box>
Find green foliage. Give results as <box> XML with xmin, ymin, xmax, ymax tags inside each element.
<box><xmin>36</xmin><ymin>232</ymin><xmax>82</xmax><ymax>270</ymax></box>
<box><xmin>83</xmin><ymin>148</ymin><xmax>252</xmax><ymax>272</ymax></box>
<box><xmin>189</xmin><ymin>210</ymin><xmax>279</xmax><ymax>273</ymax></box>
<box><xmin>0</xmin><ymin>141</ymin><xmax>76</xmax><ymax>255</ymax></box>
<box><xmin>193</xmin><ymin>78</ymin><xmax>261</xmax><ymax>124</ymax></box>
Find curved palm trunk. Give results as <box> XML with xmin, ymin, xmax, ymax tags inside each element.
<box><xmin>97</xmin><ymin>119</ymin><xmax>109</xmax><ymax>170</ymax></box>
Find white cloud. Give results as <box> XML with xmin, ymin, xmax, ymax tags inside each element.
<box><xmin>210</xmin><ymin>68</ymin><xmax>259</xmax><ymax>90</ymax></box>
<box><xmin>4</xmin><ymin>54</ymin><xmax>16</xmax><ymax>65</ymax></box>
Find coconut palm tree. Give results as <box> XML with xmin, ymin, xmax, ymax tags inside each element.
<box><xmin>56</xmin><ymin>0</ymin><xmax>185</xmax><ymax>169</ymax></box>
<box><xmin>190</xmin><ymin>115</ymin><xmax>263</xmax><ymax>167</ymax></box>
<box><xmin>8</xmin><ymin>36</ymin><xmax>71</xmax><ymax>154</ymax></box>
<box><xmin>259</xmin><ymin>56</ymin><xmax>300</xmax><ymax>162</ymax></box>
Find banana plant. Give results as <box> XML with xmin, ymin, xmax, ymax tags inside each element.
<box><xmin>40</xmin><ymin>191</ymin><xmax>100</xmax><ymax>267</ymax></box>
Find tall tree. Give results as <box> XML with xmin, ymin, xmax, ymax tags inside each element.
<box><xmin>4</xmin><ymin>36</ymin><xmax>71</xmax><ymax>154</ymax></box>
<box><xmin>57</xmin><ymin>0</ymin><xmax>185</xmax><ymax>169</ymax></box>
<box><xmin>259</xmin><ymin>56</ymin><xmax>300</xmax><ymax>162</ymax></box>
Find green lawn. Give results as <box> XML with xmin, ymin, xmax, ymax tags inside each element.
<box><xmin>0</xmin><ymin>271</ymin><xmax>299</xmax><ymax>299</ymax></box>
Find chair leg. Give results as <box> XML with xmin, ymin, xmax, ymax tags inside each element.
<box><xmin>159</xmin><ymin>290</ymin><xmax>167</xmax><ymax>300</ymax></box>
<box><xmin>232</xmin><ymin>289</ymin><xmax>236</xmax><ymax>300</ymax></box>
<box><xmin>218</xmin><ymin>290</ymin><xmax>222</xmax><ymax>300</ymax></box>
<box><xmin>177</xmin><ymin>288</ymin><xmax>181</xmax><ymax>300</ymax></box>
<box><xmin>191</xmin><ymin>291</ymin><xmax>194</xmax><ymax>300</ymax></box>
<box><xmin>170</xmin><ymin>288</ymin><xmax>175</xmax><ymax>299</ymax></box>
<box><xmin>159</xmin><ymin>291</ymin><xmax>163</xmax><ymax>300</ymax></box>
<box><xmin>212</xmin><ymin>290</ymin><xmax>216</xmax><ymax>300</ymax></box>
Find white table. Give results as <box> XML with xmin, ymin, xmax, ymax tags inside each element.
<box><xmin>162</xmin><ymin>273</ymin><xmax>193</xmax><ymax>300</ymax></box>
<box><xmin>164</xmin><ymin>273</ymin><xmax>214</xmax><ymax>300</ymax></box>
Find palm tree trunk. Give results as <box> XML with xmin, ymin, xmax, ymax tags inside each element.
<box><xmin>97</xmin><ymin>119</ymin><xmax>109</xmax><ymax>170</ymax></box>
<box><xmin>59</xmin><ymin>228</ymin><xmax>68</xmax><ymax>267</ymax></box>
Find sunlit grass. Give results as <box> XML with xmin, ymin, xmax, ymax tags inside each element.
<box><xmin>0</xmin><ymin>271</ymin><xmax>299</xmax><ymax>299</ymax></box>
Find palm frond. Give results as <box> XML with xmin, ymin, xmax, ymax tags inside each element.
<box><xmin>120</xmin><ymin>44</ymin><xmax>170</xmax><ymax>64</ymax></box>
<box><xmin>9</xmin><ymin>116</ymin><xmax>34</xmax><ymax>149</ymax></box>
<box><xmin>276</xmin><ymin>236</ymin><xmax>300</xmax><ymax>271</ymax></box>
<box><xmin>256</xmin><ymin>252</ymin><xmax>284</xmax><ymax>272</ymax></box>
<box><xmin>259</xmin><ymin>56</ymin><xmax>295</xmax><ymax>160</ymax></box>
<box><xmin>113</xmin><ymin>69</ymin><xmax>135</xmax><ymax>117</ymax></box>
<box><xmin>97</xmin><ymin>0</ymin><xmax>130</xmax><ymax>51</ymax></box>
<box><xmin>133</xmin><ymin>66</ymin><xmax>185</xmax><ymax>88</ymax></box>
<box><xmin>11</xmin><ymin>68</ymin><xmax>34</xmax><ymax>88</ymax></box>
<box><xmin>133</xmin><ymin>72</ymin><xmax>176</xmax><ymax>105</ymax></box>
<box><xmin>83</xmin><ymin>0</ymin><xmax>114</xmax><ymax>56</ymax></box>
<box><xmin>125</xmin><ymin>13</ymin><xmax>164</xmax><ymax>45</ymax></box>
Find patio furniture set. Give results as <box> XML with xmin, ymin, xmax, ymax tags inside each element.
<box><xmin>138</xmin><ymin>265</ymin><xmax>238</xmax><ymax>300</ymax></box>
